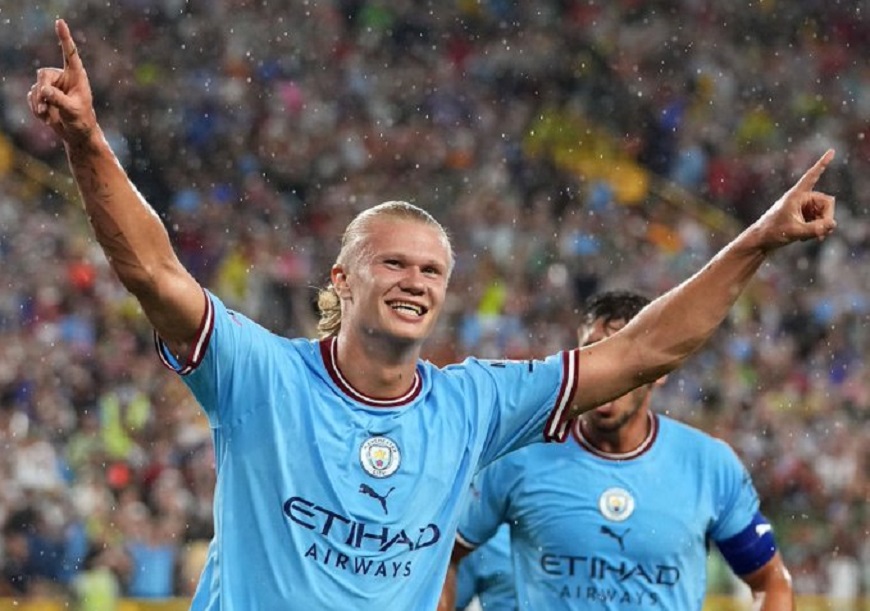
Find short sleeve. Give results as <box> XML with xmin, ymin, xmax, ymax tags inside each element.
<box><xmin>708</xmin><ymin>440</ymin><xmax>761</xmax><ymax>543</ymax></box>
<box><xmin>154</xmin><ymin>291</ymin><xmax>279</xmax><ymax>427</ymax></box>
<box><xmin>456</xmin><ymin>459</ymin><xmax>516</xmax><ymax>550</ymax></box>
<box><xmin>465</xmin><ymin>350</ymin><xmax>579</xmax><ymax>469</ymax></box>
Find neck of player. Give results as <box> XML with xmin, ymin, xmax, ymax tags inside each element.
<box><xmin>335</xmin><ymin>329</ymin><xmax>422</xmax><ymax>400</ymax></box>
<box><xmin>582</xmin><ymin>409</ymin><xmax>652</xmax><ymax>455</ymax></box>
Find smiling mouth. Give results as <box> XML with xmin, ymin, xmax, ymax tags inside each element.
<box><xmin>388</xmin><ymin>301</ymin><xmax>428</xmax><ymax>317</ymax></box>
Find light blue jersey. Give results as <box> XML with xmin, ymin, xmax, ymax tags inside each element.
<box><xmin>456</xmin><ymin>524</ymin><xmax>514</xmax><ymax>610</ymax></box>
<box><xmin>457</xmin><ymin>413</ymin><xmax>764</xmax><ymax>610</ymax></box>
<box><xmin>156</xmin><ymin>292</ymin><xmax>579</xmax><ymax>609</ymax></box>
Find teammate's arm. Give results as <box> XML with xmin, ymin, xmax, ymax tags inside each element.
<box><xmin>741</xmin><ymin>552</ymin><xmax>795</xmax><ymax>611</ymax></box>
<box><xmin>568</xmin><ymin>150</ymin><xmax>836</xmax><ymax>416</ymax></box>
<box><xmin>27</xmin><ymin>19</ymin><xmax>204</xmax><ymax>359</ymax></box>
<box><xmin>715</xmin><ymin>505</ymin><xmax>793</xmax><ymax>611</ymax></box>
<box><xmin>438</xmin><ymin>542</ymin><xmax>473</xmax><ymax>611</ymax></box>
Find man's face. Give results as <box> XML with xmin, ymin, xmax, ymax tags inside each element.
<box><xmin>336</xmin><ymin>217</ymin><xmax>450</xmax><ymax>346</ymax></box>
<box><xmin>579</xmin><ymin>317</ymin><xmax>654</xmax><ymax>432</ymax></box>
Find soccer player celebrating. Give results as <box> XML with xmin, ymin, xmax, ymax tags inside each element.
<box><xmin>443</xmin><ymin>291</ymin><xmax>795</xmax><ymax>610</ymax></box>
<box><xmin>30</xmin><ymin>19</ymin><xmax>831</xmax><ymax>610</ymax></box>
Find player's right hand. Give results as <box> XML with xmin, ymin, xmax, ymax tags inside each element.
<box><xmin>27</xmin><ymin>19</ymin><xmax>97</xmax><ymax>148</ymax></box>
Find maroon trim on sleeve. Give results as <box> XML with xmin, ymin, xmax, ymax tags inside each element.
<box><xmin>154</xmin><ymin>288</ymin><xmax>214</xmax><ymax>376</ymax></box>
<box><xmin>543</xmin><ymin>349</ymin><xmax>579</xmax><ymax>443</ymax></box>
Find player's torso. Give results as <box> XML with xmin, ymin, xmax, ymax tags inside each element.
<box><xmin>507</xmin><ymin>417</ymin><xmax>716</xmax><ymax>610</ymax></box>
<box><xmin>210</xmin><ymin>341</ymin><xmax>480</xmax><ymax>608</ymax></box>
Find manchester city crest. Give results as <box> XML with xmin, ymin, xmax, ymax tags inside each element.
<box><xmin>598</xmin><ymin>487</ymin><xmax>635</xmax><ymax>522</ymax></box>
<box><xmin>359</xmin><ymin>436</ymin><xmax>401</xmax><ymax>478</ymax></box>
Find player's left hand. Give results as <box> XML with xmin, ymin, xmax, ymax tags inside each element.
<box><xmin>752</xmin><ymin>149</ymin><xmax>837</xmax><ymax>251</ymax></box>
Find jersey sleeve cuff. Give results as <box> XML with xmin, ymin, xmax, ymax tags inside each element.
<box><xmin>455</xmin><ymin>530</ymin><xmax>479</xmax><ymax>551</ymax></box>
<box><xmin>543</xmin><ymin>348</ymin><xmax>580</xmax><ymax>443</ymax></box>
<box><xmin>154</xmin><ymin>288</ymin><xmax>214</xmax><ymax>376</ymax></box>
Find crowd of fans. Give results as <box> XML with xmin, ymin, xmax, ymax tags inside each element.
<box><xmin>0</xmin><ymin>0</ymin><xmax>867</xmax><ymax>604</ymax></box>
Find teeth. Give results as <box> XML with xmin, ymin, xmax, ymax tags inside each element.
<box><xmin>391</xmin><ymin>302</ymin><xmax>423</xmax><ymax>316</ymax></box>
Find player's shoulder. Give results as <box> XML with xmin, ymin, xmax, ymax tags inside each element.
<box><xmin>430</xmin><ymin>356</ymin><xmax>501</xmax><ymax>386</ymax></box>
<box><xmin>438</xmin><ymin>355</ymin><xmax>560</xmax><ymax>379</ymax></box>
<box><xmin>237</xmin><ymin>314</ymin><xmax>317</xmax><ymax>357</ymax></box>
<box><xmin>657</xmin><ymin>414</ymin><xmax>737</xmax><ymax>458</ymax></box>
<box><xmin>440</xmin><ymin>355</ymin><xmax>511</xmax><ymax>372</ymax></box>
<box><xmin>210</xmin><ymin>292</ymin><xmax>284</xmax><ymax>338</ymax></box>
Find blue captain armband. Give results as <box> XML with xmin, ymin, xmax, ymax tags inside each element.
<box><xmin>716</xmin><ymin>512</ymin><xmax>777</xmax><ymax>576</ymax></box>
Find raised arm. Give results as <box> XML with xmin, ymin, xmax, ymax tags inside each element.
<box><xmin>569</xmin><ymin>150</ymin><xmax>837</xmax><ymax>415</ymax></box>
<box><xmin>28</xmin><ymin>19</ymin><xmax>204</xmax><ymax>359</ymax></box>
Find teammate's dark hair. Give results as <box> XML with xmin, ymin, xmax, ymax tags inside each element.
<box><xmin>581</xmin><ymin>290</ymin><xmax>651</xmax><ymax>327</ymax></box>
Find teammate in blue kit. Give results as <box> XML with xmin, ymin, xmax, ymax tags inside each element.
<box><xmin>452</xmin><ymin>524</ymin><xmax>514</xmax><ymax>610</ymax></box>
<box><xmin>31</xmin><ymin>19</ymin><xmax>833</xmax><ymax>610</ymax></box>
<box><xmin>442</xmin><ymin>291</ymin><xmax>795</xmax><ymax>610</ymax></box>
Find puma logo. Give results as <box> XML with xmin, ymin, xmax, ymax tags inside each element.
<box><xmin>359</xmin><ymin>484</ymin><xmax>395</xmax><ymax>515</ymax></box>
<box><xmin>600</xmin><ymin>525</ymin><xmax>630</xmax><ymax>551</ymax></box>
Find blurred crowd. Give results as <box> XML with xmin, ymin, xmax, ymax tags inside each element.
<box><xmin>0</xmin><ymin>0</ymin><xmax>867</xmax><ymax>605</ymax></box>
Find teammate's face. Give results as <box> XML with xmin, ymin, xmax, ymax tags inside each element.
<box><xmin>579</xmin><ymin>317</ymin><xmax>654</xmax><ymax>433</ymax></box>
<box><xmin>336</xmin><ymin>217</ymin><xmax>450</xmax><ymax>345</ymax></box>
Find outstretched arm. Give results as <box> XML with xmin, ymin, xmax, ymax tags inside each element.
<box><xmin>28</xmin><ymin>20</ymin><xmax>204</xmax><ymax>359</ymax></box>
<box><xmin>569</xmin><ymin>150</ymin><xmax>837</xmax><ymax>415</ymax></box>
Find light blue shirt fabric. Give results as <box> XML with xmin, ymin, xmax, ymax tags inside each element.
<box><xmin>457</xmin><ymin>414</ymin><xmax>761</xmax><ymax>610</ymax></box>
<box><xmin>156</xmin><ymin>292</ymin><xmax>579</xmax><ymax>609</ymax></box>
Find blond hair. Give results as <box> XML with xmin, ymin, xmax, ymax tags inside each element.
<box><xmin>316</xmin><ymin>201</ymin><xmax>453</xmax><ymax>338</ymax></box>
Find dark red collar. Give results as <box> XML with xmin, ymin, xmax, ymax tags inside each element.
<box><xmin>319</xmin><ymin>337</ymin><xmax>422</xmax><ymax>407</ymax></box>
<box><xmin>573</xmin><ymin>412</ymin><xmax>658</xmax><ymax>461</ymax></box>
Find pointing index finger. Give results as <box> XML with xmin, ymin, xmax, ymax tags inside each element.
<box><xmin>794</xmin><ymin>148</ymin><xmax>835</xmax><ymax>192</ymax></box>
<box><xmin>55</xmin><ymin>19</ymin><xmax>81</xmax><ymax>71</ymax></box>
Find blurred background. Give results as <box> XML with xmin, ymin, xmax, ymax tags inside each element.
<box><xmin>0</xmin><ymin>1</ymin><xmax>867</xmax><ymax>609</ymax></box>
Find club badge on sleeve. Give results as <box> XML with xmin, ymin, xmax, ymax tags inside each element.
<box><xmin>360</xmin><ymin>436</ymin><xmax>401</xmax><ymax>478</ymax></box>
